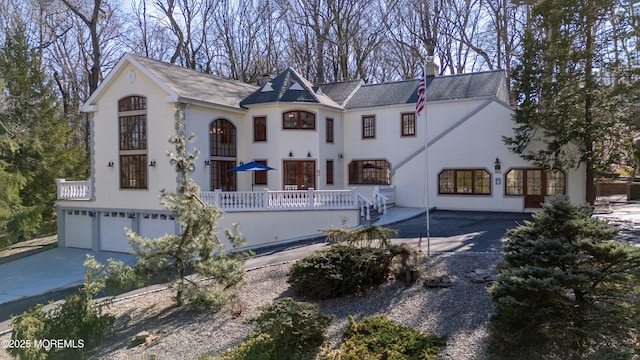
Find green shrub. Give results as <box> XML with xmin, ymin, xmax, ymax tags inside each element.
<box><xmin>10</xmin><ymin>274</ymin><xmax>114</xmax><ymax>360</ymax></box>
<box><xmin>250</xmin><ymin>297</ymin><xmax>332</xmax><ymax>352</ymax></box>
<box><xmin>490</xmin><ymin>196</ymin><xmax>640</xmax><ymax>359</ymax></box>
<box><xmin>287</xmin><ymin>245</ymin><xmax>394</xmax><ymax>299</ymax></box>
<box><xmin>333</xmin><ymin>316</ymin><xmax>446</xmax><ymax>360</ymax></box>
<box><xmin>211</xmin><ymin>333</ymin><xmax>274</xmax><ymax>360</ymax></box>
<box><xmin>214</xmin><ymin>297</ymin><xmax>332</xmax><ymax>360</ymax></box>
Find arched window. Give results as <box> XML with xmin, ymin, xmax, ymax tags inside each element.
<box><xmin>209</xmin><ymin>119</ymin><xmax>237</xmax><ymax>191</ymax></box>
<box><xmin>118</xmin><ymin>96</ymin><xmax>147</xmax><ymax>189</ymax></box>
<box><xmin>282</xmin><ymin>110</ymin><xmax>315</xmax><ymax>130</ymax></box>
<box><xmin>210</xmin><ymin>119</ymin><xmax>236</xmax><ymax>157</ymax></box>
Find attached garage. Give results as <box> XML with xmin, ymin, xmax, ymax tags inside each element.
<box><xmin>139</xmin><ymin>213</ymin><xmax>177</xmax><ymax>240</ymax></box>
<box><xmin>100</xmin><ymin>212</ymin><xmax>133</xmax><ymax>253</ymax></box>
<box><xmin>64</xmin><ymin>210</ymin><xmax>92</xmax><ymax>249</ymax></box>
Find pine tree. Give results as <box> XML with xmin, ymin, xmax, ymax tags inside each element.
<box><xmin>490</xmin><ymin>196</ymin><xmax>640</xmax><ymax>359</ymax></box>
<box><xmin>0</xmin><ymin>19</ymin><xmax>86</xmax><ymax>241</ymax></box>
<box><xmin>87</xmin><ymin>108</ymin><xmax>248</xmax><ymax>309</ymax></box>
<box><xmin>504</xmin><ymin>0</ymin><xmax>636</xmax><ymax>204</ymax></box>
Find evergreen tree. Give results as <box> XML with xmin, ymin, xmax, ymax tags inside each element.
<box><xmin>490</xmin><ymin>196</ymin><xmax>640</xmax><ymax>359</ymax></box>
<box><xmin>87</xmin><ymin>108</ymin><xmax>248</xmax><ymax>309</ymax></box>
<box><xmin>0</xmin><ymin>19</ymin><xmax>86</xmax><ymax>241</ymax></box>
<box><xmin>504</xmin><ymin>0</ymin><xmax>636</xmax><ymax>204</ymax></box>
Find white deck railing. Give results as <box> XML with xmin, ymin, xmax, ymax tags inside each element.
<box><xmin>201</xmin><ymin>188</ymin><xmax>359</xmax><ymax>212</ymax></box>
<box><xmin>57</xmin><ymin>180</ymin><xmax>368</xmax><ymax>214</ymax></box>
<box><xmin>373</xmin><ymin>185</ymin><xmax>395</xmax><ymax>214</ymax></box>
<box><xmin>57</xmin><ymin>179</ymin><xmax>91</xmax><ymax>200</ymax></box>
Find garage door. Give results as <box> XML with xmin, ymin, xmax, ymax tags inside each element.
<box><xmin>100</xmin><ymin>212</ymin><xmax>133</xmax><ymax>253</ymax></box>
<box><xmin>139</xmin><ymin>213</ymin><xmax>177</xmax><ymax>239</ymax></box>
<box><xmin>64</xmin><ymin>210</ymin><xmax>92</xmax><ymax>249</ymax></box>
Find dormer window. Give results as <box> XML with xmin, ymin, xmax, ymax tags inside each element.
<box><xmin>283</xmin><ymin>110</ymin><xmax>315</xmax><ymax>130</ymax></box>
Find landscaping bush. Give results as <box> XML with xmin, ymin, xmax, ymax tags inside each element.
<box><xmin>214</xmin><ymin>297</ymin><xmax>332</xmax><ymax>360</ymax></box>
<box><xmin>489</xmin><ymin>196</ymin><xmax>640</xmax><ymax>359</ymax></box>
<box><xmin>10</xmin><ymin>274</ymin><xmax>114</xmax><ymax>360</ymax></box>
<box><xmin>329</xmin><ymin>315</ymin><xmax>446</xmax><ymax>360</ymax></box>
<box><xmin>287</xmin><ymin>245</ymin><xmax>394</xmax><ymax>299</ymax></box>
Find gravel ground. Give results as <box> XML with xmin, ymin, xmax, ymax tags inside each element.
<box><xmin>0</xmin><ymin>252</ymin><xmax>501</xmax><ymax>360</ymax></box>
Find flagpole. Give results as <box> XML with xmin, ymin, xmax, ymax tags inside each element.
<box><xmin>416</xmin><ymin>62</ymin><xmax>430</xmax><ymax>256</ymax></box>
<box><xmin>423</xmin><ymin>62</ymin><xmax>430</xmax><ymax>257</ymax></box>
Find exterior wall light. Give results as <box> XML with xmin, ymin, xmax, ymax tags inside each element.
<box><xmin>149</xmin><ymin>160</ymin><xmax>157</xmax><ymax>167</ymax></box>
<box><xmin>107</xmin><ymin>161</ymin><xmax>114</xmax><ymax>167</ymax></box>
<box><xmin>494</xmin><ymin>157</ymin><xmax>501</xmax><ymax>173</ymax></box>
<box><xmin>289</xmin><ymin>151</ymin><xmax>294</xmax><ymax>157</ymax></box>
<box><xmin>307</xmin><ymin>151</ymin><xmax>312</xmax><ymax>158</ymax></box>
<box><xmin>204</xmin><ymin>160</ymin><xmax>210</xmax><ymax>166</ymax></box>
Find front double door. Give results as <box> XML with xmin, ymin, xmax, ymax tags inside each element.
<box><xmin>284</xmin><ymin>160</ymin><xmax>316</xmax><ymax>190</ymax></box>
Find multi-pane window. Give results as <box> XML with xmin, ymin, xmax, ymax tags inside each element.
<box><xmin>254</xmin><ymin>160</ymin><xmax>268</xmax><ymax>185</ymax></box>
<box><xmin>505</xmin><ymin>168</ymin><xmax>566</xmax><ymax>196</ymax></box>
<box><xmin>120</xmin><ymin>154</ymin><xmax>147</xmax><ymax>189</ymax></box>
<box><xmin>210</xmin><ymin>119</ymin><xmax>236</xmax><ymax>157</ymax></box>
<box><xmin>118</xmin><ymin>96</ymin><xmax>146</xmax><ymax>112</ymax></box>
<box><xmin>326</xmin><ymin>160</ymin><xmax>334</xmax><ymax>185</ymax></box>
<box><xmin>401</xmin><ymin>112</ymin><xmax>416</xmax><ymax>136</ymax></box>
<box><xmin>119</xmin><ymin>116</ymin><xmax>147</xmax><ymax>150</ymax></box>
<box><xmin>210</xmin><ymin>160</ymin><xmax>237</xmax><ymax>191</ymax></box>
<box><xmin>326</xmin><ymin>118</ymin><xmax>334</xmax><ymax>143</ymax></box>
<box><xmin>505</xmin><ymin>169</ymin><xmax>524</xmax><ymax>195</ymax></box>
<box><xmin>546</xmin><ymin>170</ymin><xmax>566</xmax><ymax>196</ymax></box>
<box><xmin>438</xmin><ymin>169</ymin><xmax>491</xmax><ymax>195</ymax></box>
<box><xmin>118</xmin><ymin>96</ymin><xmax>148</xmax><ymax>189</ymax></box>
<box><xmin>348</xmin><ymin>160</ymin><xmax>390</xmax><ymax>185</ymax></box>
<box><xmin>362</xmin><ymin>115</ymin><xmax>375</xmax><ymax>138</ymax></box>
<box><xmin>283</xmin><ymin>110</ymin><xmax>315</xmax><ymax>129</ymax></box>
<box><xmin>253</xmin><ymin>116</ymin><xmax>267</xmax><ymax>142</ymax></box>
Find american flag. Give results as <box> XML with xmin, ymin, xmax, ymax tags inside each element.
<box><xmin>416</xmin><ymin>68</ymin><xmax>426</xmax><ymax>117</ymax></box>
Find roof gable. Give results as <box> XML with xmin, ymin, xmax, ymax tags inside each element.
<box><xmin>82</xmin><ymin>53</ymin><xmax>257</xmax><ymax>112</ymax></box>
<box><xmin>240</xmin><ymin>68</ymin><xmax>341</xmax><ymax>108</ymax></box>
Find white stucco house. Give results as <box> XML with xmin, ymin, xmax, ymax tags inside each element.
<box><xmin>55</xmin><ymin>53</ymin><xmax>586</xmax><ymax>252</ymax></box>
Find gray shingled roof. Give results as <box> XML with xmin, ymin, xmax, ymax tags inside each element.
<box><xmin>316</xmin><ymin>80</ymin><xmax>363</xmax><ymax>107</ymax></box>
<box><xmin>345</xmin><ymin>70</ymin><xmax>507</xmax><ymax>109</ymax></box>
<box><xmin>240</xmin><ymin>68</ymin><xmax>340</xmax><ymax>108</ymax></box>
<box><xmin>130</xmin><ymin>54</ymin><xmax>258</xmax><ymax>110</ymax></box>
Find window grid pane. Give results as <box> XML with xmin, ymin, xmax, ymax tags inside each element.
<box><xmin>438</xmin><ymin>169</ymin><xmax>491</xmax><ymax>195</ymax></box>
<box><xmin>210</xmin><ymin>119</ymin><xmax>236</xmax><ymax>157</ymax></box>
<box><xmin>254</xmin><ymin>160</ymin><xmax>268</xmax><ymax>185</ymax></box>
<box><xmin>326</xmin><ymin>118</ymin><xmax>334</xmax><ymax>143</ymax></box>
<box><xmin>253</xmin><ymin>116</ymin><xmax>267</xmax><ymax>142</ymax></box>
<box><xmin>283</xmin><ymin>111</ymin><xmax>316</xmax><ymax>130</ymax></box>
<box><xmin>326</xmin><ymin>160</ymin><xmax>334</xmax><ymax>185</ymax></box>
<box><xmin>439</xmin><ymin>170</ymin><xmax>455</xmax><ymax>193</ymax></box>
<box><xmin>120</xmin><ymin>155</ymin><xmax>147</xmax><ymax>189</ymax></box>
<box><xmin>506</xmin><ymin>169</ymin><xmax>524</xmax><ymax>195</ymax></box>
<box><xmin>362</xmin><ymin>116</ymin><xmax>375</xmax><ymax>138</ymax></box>
<box><xmin>473</xmin><ymin>170</ymin><xmax>491</xmax><ymax>194</ymax></box>
<box><xmin>119</xmin><ymin>115</ymin><xmax>147</xmax><ymax>150</ymax></box>
<box><xmin>401</xmin><ymin>113</ymin><xmax>416</xmax><ymax>136</ymax></box>
<box><xmin>546</xmin><ymin>170</ymin><xmax>566</xmax><ymax>196</ymax></box>
<box><xmin>348</xmin><ymin>160</ymin><xmax>390</xmax><ymax>185</ymax></box>
<box><xmin>118</xmin><ymin>96</ymin><xmax>147</xmax><ymax>112</ymax></box>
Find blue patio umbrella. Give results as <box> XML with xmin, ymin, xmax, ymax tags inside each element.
<box><xmin>228</xmin><ymin>161</ymin><xmax>276</xmax><ymax>190</ymax></box>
